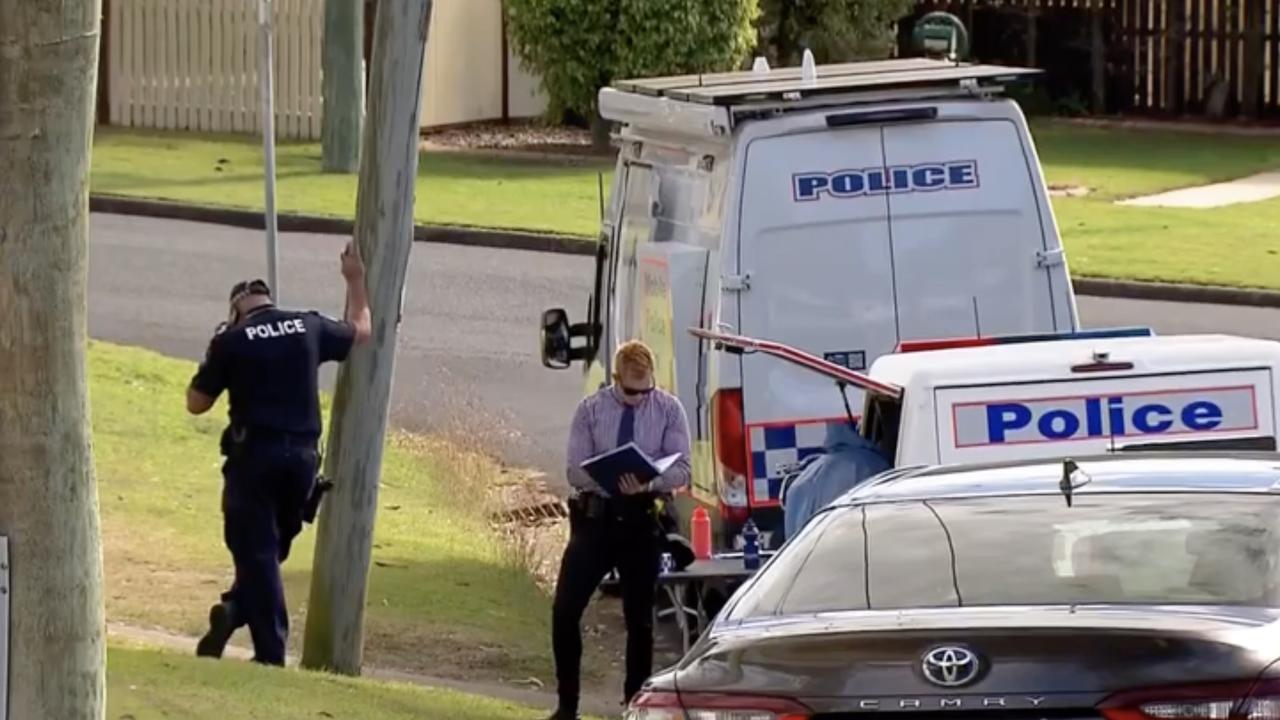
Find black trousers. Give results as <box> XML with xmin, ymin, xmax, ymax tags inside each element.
<box><xmin>552</xmin><ymin>497</ymin><xmax>662</xmax><ymax>713</ymax></box>
<box><xmin>219</xmin><ymin>434</ymin><xmax>318</xmax><ymax>666</ymax></box>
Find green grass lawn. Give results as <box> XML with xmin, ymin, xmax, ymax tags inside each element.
<box><xmin>1053</xmin><ymin>198</ymin><xmax>1280</xmax><ymax>289</ymax></box>
<box><xmin>1032</xmin><ymin>122</ymin><xmax>1280</xmax><ymax>199</ymax></box>
<box><xmin>1030</xmin><ymin>122</ymin><xmax>1280</xmax><ymax>289</ymax></box>
<box><xmin>90</xmin><ymin>339</ymin><xmax>579</xmax><ymax>684</ymax></box>
<box><xmin>91</xmin><ymin>120</ymin><xmax>1280</xmax><ymax>289</ymax></box>
<box><xmin>91</xmin><ymin>126</ymin><xmax>611</xmax><ymax>237</ymax></box>
<box><xmin>107</xmin><ymin>642</ymin><xmax>583</xmax><ymax>719</ymax></box>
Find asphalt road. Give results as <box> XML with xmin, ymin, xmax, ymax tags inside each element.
<box><xmin>88</xmin><ymin>213</ymin><xmax>588</xmax><ymax>483</ymax></box>
<box><xmin>88</xmin><ymin>213</ymin><xmax>1280</xmax><ymax>492</ymax></box>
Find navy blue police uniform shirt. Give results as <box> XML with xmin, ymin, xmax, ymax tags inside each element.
<box><xmin>191</xmin><ymin>307</ymin><xmax>357</xmax><ymax>439</ymax></box>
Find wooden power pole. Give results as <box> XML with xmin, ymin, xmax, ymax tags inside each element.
<box><xmin>0</xmin><ymin>0</ymin><xmax>107</xmax><ymax>717</ymax></box>
<box><xmin>301</xmin><ymin>0</ymin><xmax>433</xmax><ymax>675</ymax></box>
<box><xmin>321</xmin><ymin>0</ymin><xmax>366</xmax><ymax>172</ymax></box>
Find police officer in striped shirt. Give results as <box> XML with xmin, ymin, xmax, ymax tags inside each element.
<box><xmin>547</xmin><ymin>340</ymin><xmax>692</xmax><ymax>720</ymax></box>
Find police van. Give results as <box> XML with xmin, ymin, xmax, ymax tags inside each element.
<box><xmin>540</xmin><ymin>54</ymin><xmax>1081</xmax><ymax>552</ymax></box>
<box><xmin>695</xmin><ymin>327</ymin><xmax>1280</xmax><ymax>474</ymax></box>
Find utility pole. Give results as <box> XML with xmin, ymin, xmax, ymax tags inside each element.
<box><xmin>0</xmin><ymin>0</ymin><xmax>107</xmax><ymax>717</ymax></box>
<box><xmin>301</xmin><ymin>0</ymin><xmax>433</xmax><ymax>675</ymax></box>
<box><xmin>321</xmin><ymin>0</ymin><xmax>366</xmax><ymax>172</ymax></box>
<box><xmin>258</xmin><ymin>0</ymin><xmax>281</xmax><ymax>297</ymax></box>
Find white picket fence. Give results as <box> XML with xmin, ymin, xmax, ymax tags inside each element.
<box><xmin>107</xmin><ymin>0</ymin><xmax>325</xmax><ymax>139</ymax></box>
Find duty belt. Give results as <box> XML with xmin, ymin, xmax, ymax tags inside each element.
<box><xmin>232</xmin><ymin>424</ymin><xmax>318</xmax><ymax>447</ymax></box>
<box><xmin>571</xmin><ymin>491</ymin><xmax>659</xmax><ymax>523</ymax></box>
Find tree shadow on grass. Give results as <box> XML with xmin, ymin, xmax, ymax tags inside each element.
<box><xmin>276</xmin><ymin>553</ymin><xmax>554</xmax><ymax>681</ymax></box>
<box><xmin>274</xmin><ymin>552</ymin><xmax>628</xmax><ymax>693</ymax></box>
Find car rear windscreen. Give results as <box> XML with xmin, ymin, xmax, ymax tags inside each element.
<box><xmin>731</xmin><ymin>493</ymin><xmax>1280</xmax><ymax>618</ymax></box>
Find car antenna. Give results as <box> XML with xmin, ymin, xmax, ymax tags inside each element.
<box><xmin>1059</xmin><ymin>458</ymin><xmax>1092</xmax><ymax>507</ymax></box>
<box><xmin>972</xmin><ymin>296</ymin><xmax>982</xmax><ymax>338</ymax></box>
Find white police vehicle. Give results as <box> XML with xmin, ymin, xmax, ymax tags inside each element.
<box><xmin>860</xmin><ymin>329</ymin><xmax>1279</xmax><ymax>465</ymax></box>
<box><xmin>693</xmin><ymin>327</ymin><xmax>1280</xmax><ymax>473</ymax></box>
<box><xmin>541</xmin><ymin>52</ymin><xmax>1080</xmax><ymax>552</ymax></box>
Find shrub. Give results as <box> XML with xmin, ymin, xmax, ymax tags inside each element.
<box><xmin>756</xmin><ymin>0</ymin><xmax>915</xmax><ymax>66</ymax></box>
<box><xmin>505</xmin><ymin>0</ymin><xmax>760</xmax><ymax>126</ymax></box>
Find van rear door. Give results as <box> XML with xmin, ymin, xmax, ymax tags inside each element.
<box><xmin>881</xmin><ymin>116</ymin><xmax>1072</xmax><ymax>339</ymax></box>
<box><xmin>735</xmin><ymin>125</ymin><xmax>899</xmax><ymax>506</ymax></box>
<box><xmin>935</xmin><ymin>369</ymin><xmax>1278</xmax><ymax>464</ymax></box>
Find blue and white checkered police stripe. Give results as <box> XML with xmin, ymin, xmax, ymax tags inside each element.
<box><xmin>748</xmin><ymin>422</ymin><xmax>829</xmax><ymax>503</ymax></box>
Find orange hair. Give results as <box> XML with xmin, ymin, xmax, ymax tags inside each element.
<box><xmin>614</xmin><ymin>340</ymin><xmax>656</xmax><ymax>376</ymax></box>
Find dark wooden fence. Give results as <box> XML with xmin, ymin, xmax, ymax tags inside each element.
<box><xmin>901</xmin><ymin>0</ymin><xmax>1280</xmax><ymax>120</ymax></box>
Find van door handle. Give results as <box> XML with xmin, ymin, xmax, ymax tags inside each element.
<box><xmin>1036</xmin><ymin>249</ymin><xmax>1064</xmax><ymax>268</ymax></box>
<box><xmin>723</xmin><ymin>272</ymin><xmax>752</xmax><ymax>291</ymax></box>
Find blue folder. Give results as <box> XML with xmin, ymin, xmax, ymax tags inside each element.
<box><xmin>580</xmin><ymin>442</ymin><xmax>682</xmax><ymax>496</ymax></box>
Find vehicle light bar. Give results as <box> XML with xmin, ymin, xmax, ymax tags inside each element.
<box><xmin>895</xmin><ymin>326</ymin><xmax>1155</xmax><ymax>353</ymax></box>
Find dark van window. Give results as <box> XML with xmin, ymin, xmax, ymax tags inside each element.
<box><xmin>728</xmin><ymin>494</ymin><xmax>1280</xmax><ymax>619</ymax></box>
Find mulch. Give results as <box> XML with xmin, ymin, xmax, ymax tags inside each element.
<box><xmin>422</xmin><ymin>120</ymin><xmax>612</xmax><ymax>158</ymax></box>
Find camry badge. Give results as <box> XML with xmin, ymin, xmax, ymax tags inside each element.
<box><xmin>921</xmin><ymin>646</ymin><xmax>982</xmax><ymax>688</ymax></box>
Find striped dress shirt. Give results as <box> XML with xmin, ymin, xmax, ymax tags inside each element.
<box><xmin>565</xmin><ymin>385</ymin><xmax>692</xmax><ymax>496</ymax></box>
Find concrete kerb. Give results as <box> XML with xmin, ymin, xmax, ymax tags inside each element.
<box><xmin>90</xmin><ymin>194</ymin><xmax>1280</xmax><ymax>309</ymax></box>
<box><xmin>1070</xmin><ymin>277</ymin><xmax>1280</xmax><ymax>309</ymax></box>
<box><xmin>89</xmin><ymin>194</ymin><xmax>596</xmax><ymax>257</ymax></box>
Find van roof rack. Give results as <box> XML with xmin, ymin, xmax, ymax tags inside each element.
<box><xmin>611</xmin><ymin>58</ymin><xmax>1042</xmax><ymax>107</ymax></box>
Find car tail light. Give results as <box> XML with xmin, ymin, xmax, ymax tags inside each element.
<box><xmin>626</xmin><ymin>690</ymin><xmax>812</xmax><ymax>720</ymax></box>
<box><xmin>1100</xmin><ymin>679</ymin><xmax>1280</xmax><ymax>720</ymax></box>
<box><xmin>713</xmin><ymin>389</ymin><xmax>750</xmax><ymax>514</ymax></box>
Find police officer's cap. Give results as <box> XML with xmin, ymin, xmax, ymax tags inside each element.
<box><xmin>228</xmin><ymin>278</ymin><xmax>272</xmax><ymax>303</ymax></box>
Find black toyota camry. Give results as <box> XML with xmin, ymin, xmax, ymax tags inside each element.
<box><xmin>627</xmin><ymin>452</ymin><xmax>1280</xmax><ymax>720</ymax></box>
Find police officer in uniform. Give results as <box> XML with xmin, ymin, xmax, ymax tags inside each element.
<box><xmin>187</xmin><ymin>241</ymin><xmax>372</xmax><ymax>666</ymax></box>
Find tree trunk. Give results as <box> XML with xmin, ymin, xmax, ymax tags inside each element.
<box><xmin>300</xmin><ymin>0</ymin><xmax>433</xmax><ymax>675</ymax></box>
<box><xmin>776</xmin><ymin>0</ymin><xmax>795</xmax><ymax>66</ymax></box>
<box><xmin>321</xmin><ymin>0</ymin><xmax>366</xmax><ymax>173</ymax></box>
<box><xmin>0</xmin><ymin>0</ymin><xmax>107</xmax><ymax>718</ymax></box>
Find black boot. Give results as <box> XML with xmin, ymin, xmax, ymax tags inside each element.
<box><xmin>196</xmin><ymin>601</ymin><xmax>237</xmax><ymax>658</ymax></box>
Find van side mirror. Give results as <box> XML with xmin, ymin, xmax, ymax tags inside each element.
<box><xmin>541</xmin><ymin>308</ymin><xmax>573</xmax><ymax>369</ymax></box>
<box><xmin>540</xmin><ymin>308</ymin><xmax>598</xmax><ymax>370</ymax></box>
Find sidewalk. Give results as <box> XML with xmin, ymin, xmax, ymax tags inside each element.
<box><xmin>1119</xmin><ymin>170</ymin><xmax>1280</xmax><ymax>209</ymax></box>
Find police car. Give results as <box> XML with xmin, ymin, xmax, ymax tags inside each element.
<box><xmin>693</xmin><ymin>327</ymin><xmax>1280</xmax><ymax>475</ymax></box>
<box><xmin>541</xmin><ymin>52</ymin><xmax>1081</xmax><ymax>552</ymax></box>
<box><xmin>862</xmin><ymin>329</ymin><xmax>1279</xmax><ymax>466</ymax></box>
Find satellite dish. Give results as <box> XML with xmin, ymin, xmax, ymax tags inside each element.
<box><xmin>912</xmin><ymin>11</ymin><xmax>971</xmax><ymax>63</ymax></box>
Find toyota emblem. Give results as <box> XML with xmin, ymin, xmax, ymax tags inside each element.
<box><xmin>921</xmin><ymin>646</ymin><xmax>982</xmax><ymax>688</ymax></box>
